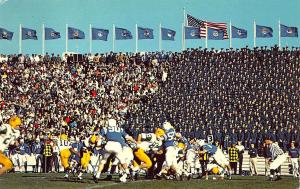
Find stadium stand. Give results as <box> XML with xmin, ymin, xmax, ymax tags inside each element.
<box><xmin>0</xmin><ymin>46</ymin><xmax>299</xmax><ymax>175</ymax></box>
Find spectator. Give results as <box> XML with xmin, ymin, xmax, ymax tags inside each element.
<box><xmin>31</xmin><ymin>137</ymin><xmax>44</xmax><ymax>173</ymax></box>
<box><xmin>288</xmin><ymin>141</ymin><xmax>299</xmax><ymax>178</ymax></box>
<box><xmin>17</xmin><ymin>138</ymin><xmax>31</xmax><ymax>173</ymax></box>
<box><xmin>52</xmin><ymin>140</ymin><xmax>60</xmax><ymax>173</ymax></box>
<box><xmin>248</xmin><ymin>143</ymin><xmax>258</xmax><ymax>176</ymax></box>
<box><xmin>236</xmin><ymin>141</ymin><xmax>245</xmax><ymax>175</ymax></box>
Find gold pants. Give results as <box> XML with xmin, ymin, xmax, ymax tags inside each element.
<box><xmin>0</xmin><ymin>152</ymin><xmax>13</xmax><ymax>170</ymax></box>
<box><xmin>60</xmin><ymin>149</ymin><xmax>71</xmax><ymax>169</ymax></box>
<box><xmin>81</xmin><ymin>151</ymin><xmax>91</xmax><ymax>170</ymax></box>
<box><xmin>133</xmin><ymin>148</ymin><xmax>152</xmax><ymax>169</ymax></box>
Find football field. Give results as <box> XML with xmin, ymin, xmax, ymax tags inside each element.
<box><xmin>0</xmin><ymin>173</ymin><xmax>299</xmax><ymax>189</ymax></box>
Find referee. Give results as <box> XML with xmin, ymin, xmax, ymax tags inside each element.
<box><xmin>265</xmin><ymin>139</ymin><xmax>287</xmax><ymax>181</ymax></box>
<box><xmin>228</xmin><ymin>143</ymin><xmax>239</xmax><ymax>175</ymax></box>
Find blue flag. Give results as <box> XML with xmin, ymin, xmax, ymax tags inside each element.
<box><xmin>22</xmin><ymin>27</ymin><xmax>37</xmax><ymax>40</ymax></box>
<box><xmin>0</xmin><ymin>28</ymin><xmax>13</xmax><ymax>40</ymax></box>
<box><xmin>161</xmin><ymin>28</ymin><xmax>176</xmax><ymax>40</ymax></box>
<box><xmin>45</xmin><ymin>27</ymin><xmax>60</xmax><ymax>40</ymax></box>
<box><xmin>115</xmin><ymin>27</ymin><xmax>132</xmax><ymax>40</ymax></box>
<box><xmin>207</xmin><ymin>28</ymin><xmax>224</xmax><ymax>40</ymax></box>
<box><xmin>68</xmin><ymin>27</ymin><xmax>85</xmax><ymax>39</ymax></box>
<box><xmin>256</xmin><ymin>25</ymin><xmax>273</xmax><ymax>38</ymax></box>
<box><xmin>138</xmin><ymin>27</ymin><xmax>154</xmax><ymax>40</ymax></box>
<box><xmin>280</xmin><ymin>24</ymin><xmax>298</xmax><ymax>37</ymax></box>
<box><xmin>184</xmin><ymin>26</ymin><xmax>200</xmax><ymax>39</ymax></box>
<box><xmin>92</xmin><ymin>28</ymin><xmax>109</xmax><ymax>40</ymax></box>
<box><xmin>231</xmin><ymin>26</ymin><xmax>247</xmax><ymax>38</ymax></box>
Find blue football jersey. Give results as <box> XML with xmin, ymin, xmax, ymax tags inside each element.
<box><xmin>203</xmin><ymin>144</ymin><xmax>218</xmax><ymax>155</ymax></box>
<box><xmin>163</xmin><ymin>128</ymin><xmax>177</xmax><ymax>148</ymax></box>
<box><xmin>101</xmin><ymin>126</ymin><xmax>128</xmax><ymax>146</ymax></box>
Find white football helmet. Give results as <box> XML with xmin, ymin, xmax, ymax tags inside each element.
<box><xmin>108</xmin><ymin>118</ymin><xmax>117</xmax><ymax>127</ymax></box>
<box><xmin>162</xmin><ymin>121</ymin><xmax>173</xmax><ymax>130</ymax></box>
<box><xmin>197</xmin><ymin>139</ymin><xmax>206</xmax><ymax>147</ymax></box>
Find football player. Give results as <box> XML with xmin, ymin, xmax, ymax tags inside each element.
<box><xmin>185</xmin><ymin>138</ymin><xmax>199</xmax><ymax>179</ymax></box>
<box><xmin>198</xmin><ymin>140</ymin><xmax>232</xmax><ymax>179</ymax></box>
<box><xmin>57</xmin><ymin>133</ymin><xmax>76</xmax><ymax>179</ymax></box>
<box><xmin>94</xmin><ymin>118</ymin><xmax>135</xmax><ymax>183</ymax></box>
<box><xmin>206</xmin><ymin>162</ymin><xmax>225</xmax><ymax>180</ymax></box>
<box><xmin>132</xmin><ymin>128</ymin><xmax>164</xmax><ymax>178</ymax></box>
<box><xmin>157</xmin><ymin>122</ymin><xmax>180</xmax><ymax>180</ymax></box>
<box><xmin>76</xmin><ymin>134</ymin><xmax>102</xmax><ymax>180</ymax></box>
<box><xmin>0</xmin><ymin>116</ymin><xmax>22</xmax><ymax>175</ymax></box>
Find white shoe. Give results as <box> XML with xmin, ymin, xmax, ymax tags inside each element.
<box><xmin>120</xmin><ymin>174</ymin><xmax>127</xmax><ymax>183</ymax></box>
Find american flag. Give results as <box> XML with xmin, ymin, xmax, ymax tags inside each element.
<box><xmin>187</xmin><ymin>14</ymin><xmax>228</xmax><ymax>39</ymax></box>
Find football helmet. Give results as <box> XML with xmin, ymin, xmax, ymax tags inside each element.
<box><xmin>9</xmin><ymin>116</ymin><xmax>22</xmax><ymax>128</ymax></box>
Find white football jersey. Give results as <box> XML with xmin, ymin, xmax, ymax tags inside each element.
<box><xmin>137</xmin><ymin>141</ymin><xmax>152</xmax><ymax>152</ymax></box>
<box><xmin>138</xmin><ymin>133</ymin><xmax>162</xmax><ymax>152</ymax></box>
<box><xmin>57</xmin><ymin>139</ymin><xmax>71</xmax><ymax>151</ymax></box>
<box><xmin>0</xmin><ymin>124</ymin><xmax>20</xmax><ymax>152</ymax></box>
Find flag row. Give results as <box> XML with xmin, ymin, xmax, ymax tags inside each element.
<box><xmin>0</xmin><ymin>22</ymin><xmax>298</xmax><ymax>42</ymax></box>
<box><xmin>0</xmin><ymin>26</ymin><xmax>178</xmax><ymax>41</ymax></box>
<box><xmin>186</xmin><ymin>14</ymin><xmax>298</xmax><ymax>40</ymax></box>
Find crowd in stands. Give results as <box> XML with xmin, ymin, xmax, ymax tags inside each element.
<box><xmin>0</xmin><ymin>46</ymin><xmax>299</xmax><ymax>172</ymax></box>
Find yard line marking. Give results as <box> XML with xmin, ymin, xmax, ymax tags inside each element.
<box><xmin>84</xmin><ymin>183</ymin><xmax>118</xmax><ymax>189</ymax></box>
<box><xmin>83</xmin><ymin>179</ymin><xmax>152</xmax><ymax>189</ymax></box>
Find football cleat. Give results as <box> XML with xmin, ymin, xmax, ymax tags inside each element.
<box><xmin>120</xmin><ymin>174</ymin><xmax>127</xmax><ymax>183</ymax></box>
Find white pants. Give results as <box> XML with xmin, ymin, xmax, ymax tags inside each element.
<box><xmin>121</xmin><ymin>146</ymin><xmax>133</xmax><ymax>165</ymax></box>
<box><xmin>88</xmin><ymin>154</ymin><xmax>100</xmax><ymax>173</ymax></box>
<box><xmin>27</xmin><ymin>154</ymin><xmax>36</xmax><ymax>166</ymax></box>
<box><xmin>177</xmin><ymin>160</ymin><xmax>189</xmax><ymax>176</ymax></box>
<box><xmin>270</xmin><ymin>154</ymin><xmax>287</xmax><ymax>170</ymax></box>
<box><xmin>291</xmin><ymin>158</ymin><xmax>299</xmax><ymax>177</ymax></box>
<box><xmin>186</xmin><ymin>149</ymin><xmax>196</xmax><ymax>166</ymax></box>
<box><xmin>213</xmin><ymin>149</ymin><xmax>229</xmax><ymax>166</ymax></box>
<box><xmin>18</xmin><ymin>154</ymin><xmax>28</xmax><ymax>167</ymax></box>
<box><xmin>165</xmin><ymin>146</ymin><xmax>178</xmax><ymax>168</ymax></box>
<box><xmin>101</xmin><ymin>141</ymin><xmax>123</xmax><ymax>164</ymax></box>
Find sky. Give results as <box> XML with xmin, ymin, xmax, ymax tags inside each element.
<box><xmin>0</xmin><ymin>0</ymin><xmax>299</xmax><ymax>54</ymax></box>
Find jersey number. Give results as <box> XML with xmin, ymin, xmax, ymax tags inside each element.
<box><xmin>108</xmin><ymin>127</ymin><xmax>121</xmax><ymax>133</ymax></box>
<box><xmin>166</xmin><ymin>131</ymin><xmax>175</xmax><ymax>140</ymax></box>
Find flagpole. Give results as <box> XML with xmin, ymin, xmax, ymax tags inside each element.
<box><xmin>19</xmin><ymin>24</ymin><xmax>22</xmax><ymax>54</ymax></box>
<box><xmin>229</xmin><ymin>20</ymin><xmax>232</xmax><ymax>48</ymax></box>
<box><xmin>253</xmin><ymin>21</ymin><xmax>256</xmax><ymax>48</ymax></box>
<box><xmin>205</xmin><ymin>24</ymin><xmax>208</xmax><ymax>49</ymax></box>
<box><xmin>76</xmin><ymin>39</ymin><xmax>79</xmax><ymax>53</ymax></box>
<box><xmin>183</xmin><ymin>7</ymin><xmax>186</xmax><ymax>26</ymax></box>
<box><xmin>66</xmin><ymin>24</ymin><xmax>68</xmax><ymax>53</ymax></box>
<box><xmin>135</xmin><ymin>24</ymin><xmax>138</xmax><ymax>53</ymax></box>
<box><xmin>278</xmin><ymin>20</ymin><xmax>281</xmax><ymax>49</ymax></box>
<box><xmin>159</xmin><ymin>23</ymin><xmax>162</xmax><ymax>52</ymax></box>
<box><xmin>112</xmin><ymin>24</ymin><xmax>115</xmax><ymax>52</ymax></box>
<box><xmin>182</xmin><ymin>23</ymin><xmax>185</xmax><ymax>51</ymax></box>
<box><xmin>42</xmin><ymin>24</ymin><xmax>45</xmax><ymax>55</ymax></box>
<box><xmin>89</xmin><ymin>24</ymin><xmax>92</xmax><ymax>54</ymax></box>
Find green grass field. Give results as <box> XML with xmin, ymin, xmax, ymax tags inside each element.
<box><xmin>0</xmin><ymin>173</ymin><xmax>299</xmax><ymax>189</ymax></box>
